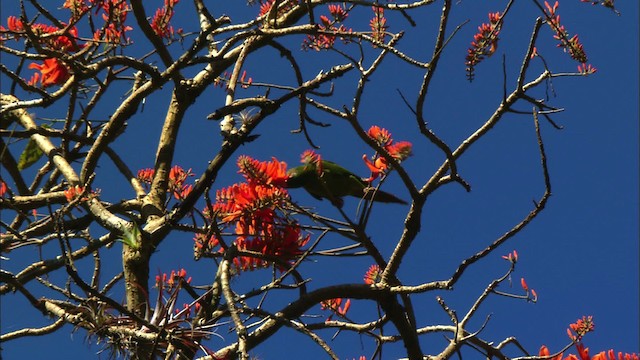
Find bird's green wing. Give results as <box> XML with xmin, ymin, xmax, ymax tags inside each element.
<box><xmin>286</xmin><ymin>159</ymin><xmax>406</xmax><ymax>205</ymax></box>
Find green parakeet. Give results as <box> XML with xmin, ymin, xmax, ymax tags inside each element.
<box><xmin>286</xmin><ymin>159</ymin><xmax>407</xmax><ymax>207</ymax></box>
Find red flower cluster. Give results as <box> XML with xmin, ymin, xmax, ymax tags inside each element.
<box><xmin>328</xmin><ymin>4</ymin><xmax>348</xmax><ymax>22</ymax></box>
<box><xmin>520</xmin><ymin>277</ymin><xmax>538</xmax><ymax>302</ymax></box>
<box><xmin>465</xmin><ymin>12</ymin><xmax>502</xmax><ymax>81</ymax></box>
<box><xmin>61</xmin><ymin>0</ymin><xmax>134</xmax><ymax>44</ymax></box>
<box><xmin>137</xmin><ymin>165</ymin><xmax>194</xmax><ymax>200</ymax></box>
<box><xmin>362</xmin><ymin>125</ymin><xmax>413</xmax><ymax>183</ymax></box>
<box><xmin>257</xmin><ymin>0</ymin><xmax>299</xmax><ymax>18</ymax></box>
<box><xmin>321</xmin><ymin>298</ymin><xmax>351</xmax><ymax>320</ymax></box>
<box><xmin>0</xmin><ymin>180</ymin><xmax>8</xmax><ymax>197</ymax></box>
<box><xmin>302</xmin><ymin>4</ymin><xmax>352</xmax><ymax>51</ymax></box>
<box><xmin>64</xmin><ymin>185</ymin><xmax>86</xmax><ymax>202</ymax></box>
<box><xmin>232</xmin><ymin>217</ymin><xmax>308</xmax><ymax>271</ymax></box>
<box><xmin>91</xmin><ymin>0</ymin><xmax>133</xmax><ymax>44</ymax></box>
<box><xmin>28</xmin><ymin>59</ymin><xmax>70</xmax><ymax>87</ymax></box>
<box><xmin>2</xmin><ymin>16</ymin><xmax>83</xmax><ymax>52</ymax></box>
<box><xmin>213</xmin><ymin>182</ymin><xmax>288</xmax><ymax>222</ymax></box>
<box><xmin>237</xmin><ymin>155</ymin><xmax>289</xmax><ymax>188</ymax></box>
<box><xmin>540</xmin><ymin>340</ymin><xmax>639</xmax><ymax>360</ymax></box>
<box><xmin>567</xmin><ymin>315</ymin><xmax>595</xmax><ymax>341</ymax></box>
<box><xmin>501</xmin><ymin>249</ymin><xmax>519</xmax><ymax>263</ymax></box>
<box><xmin>578</xmin><ymin>63</ymin><xmax>597</xmax><ymax>75</ymax></box>
<box><xmin>2</xmin><ymin>0</ymin><xmax>146</xmax><ymax>87</ymax></box>
<box><xmin>370</xmin><ymin>6</ymin><xmax>388</xmax><ymax>44</ymax></box>
<box><xmin>200</xmin><ymin>156</ymin><xmax>309</xmax><ymax>272</ymax></box>
<box><xmin>2</xmin><ymin>16</ymin><xmax>84</xmax><ymax>87</ymax></box>
<box><xmin>590</xmin><ymin>350</ymin><xmax>640</xmax><ymax>360</ymax></box>
<box><xmin>63</xmin><ymin>0</ymin><xmax>90</xmax><ymax>21</ymax></box>
<box><xmin>298</xmin><ymin>149</ymin><xmax>323</xmax><ymax>174</ymax></box>
<box><xmin>364</xmin><ymin>264</ymin><xmax>381</xmax><ymax>285</ymax></box>
<box><xmin>150</xmin><ymin>0</ymin><xmax>181</xmax><ymax>40</ymax></box>
<box><xmin>543</xmin><ymin>1</ymin><xmax>588</xmax><ymax>64</ymax></box>
<box><xmin>213</xmin><ymin>70</ymin><xmax>253</xmax><ymax>89</ymax></box>
<box><xmin>149</xmin><ymin>267</ymin><xmax>208</xmax><ymax>353</ymax></box>
<box><xmin>155</xmin><ymin>268</ymin><xmax>192</xmax><ymax>289</ymax></box>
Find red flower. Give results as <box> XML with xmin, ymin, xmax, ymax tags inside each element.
<box><xmin>543</xmin><ymin>1</ymin><xmax>588</xmax><ymax>63</ymax></box>
<box><xmin>302</xmin><ymin>4</ymin><xmax>352</xmax><ymax>51</ymax></box>
<box><xmin>539</xmin><ymin>345</ymin><xmax>563</xmax><ymax>360</ymax></box>
<box><xmin>0</xmin><ymin>180</ymin><xmax>8</xmax><ymax>197</ymax></box>
<box><xmin>168</xmin><ymin>165</ymin><xmax>194</xmax><ymax>199</ymax></box>
<box><xmin>567</xmin><ymin>316</ymin><xmax>595</xmax><ymax>341</ymax></box>
<box><xmin>519</xmin><ymin>276</ymin><xmax>537</xmax><ymax>302</ymax></box>
<box><xmin>367</xmin><ymin>125</ymin><xmax>392</xmax><ymax>146</ymax></box>
<box><xmin>150</xmin><ymin>0</ymin><xmax>180</xmax><ymax>39</ymax></box>
<box><xmin>64</xmin><ymin>185</ymin><xmax>85</xmax><ymax>202</ymax></box>
<box><xmin>578</xmin><ymin>63</ymin><xmax>597</xmax><ymax>75</ymax></box>
<box><xmin>364</xmin><ymin>264</ymin><xmax>381</xmax><ymax>285</ymax></box>
<box><xmin>206</xmin><ymin>156</ymin><xmax>309</xmax><ymax>272</ymax></box>
<box><xmin>328</xmin><ymin>4</ymin><xmax>348</xmax><ymax>22</ymax></box>
<box><xmin>28</xmin><ymin>58</ymin><xmax>70</xmax><ymax>87</ymax></box>
<box><xmin>547</xmin><ymin>343</ymin><xmax>640</xmax><ymax>360</ymax></box>
<box><xmin>370</xmin><ymin>6</ymin><xmax>388</xmax><ymax>44</ymax></box>
<box><xmin>137</xmin><ymin>168</ymin><xmax>155</xmax><ymax>184</ymax></box>
<box><xmin>300</xmin><ymin>149</ymin><xmax>321</xmax><ymax>166</ymax></box>
<box><xmin>257</xmin><ymin>0</ymin><xmax>298</xmax><ymax>18</ymax></box>
<box><xmin>577</xmin><ymin>343</ymin><xmax>591</xmax><ymax>360</ymax></box>
<box><xmin>239</xmin><ymin>70</ymin><xmax>253</xmax><ymax>88</ymax></box>
<box><xmin>465</xmin><ymin>11</ymin><xmax>502</xmax><ymax>80</ymax></box>
<box><xmin>6</xmin><ymin>16</ymin><xmax>23</xmax><ymax>32</ymax></box>
<box><xmin>63</xmin><ymin>0</ymin><xmax>89</xmax><ymax>21</ymax></box>
<box><xmin>233</xmin><ymin>217</ymin><xmax>309</xmax><ymax>271</ymax></box>
<box><xmin>237</xmin><ymin>155</ymin><xmax>289</xmax><ymax>188</ymax></box>
<box><xmin>156</xmin><ymin>268</ymin><xmax>190</xmax><ymax>289</ymax></box>
<box><xmin>387</xmin><ymin>141</ymin><xmax>413</xmax><ymax>161</ymax></box>
<box><xmin>214</xmin><ymin>182</ymin><xmax>289</xmax><ymax>222</ymax></box>
<box><xmin>501</xmin><ymin>249</ymin><xmax>518</xmax><ymax>262</ymax></box>
<box><xmin>137</xmin><ymin>165</ymin><xmax>194</xmax><ymax>200</ymax></box>
<box><xmin>592</xmin><ymin>350</ymin><xmax>640</xmax><ymax>360</ymax></box>
<box><xmin>4</xmin><ymin>17</ymin><xmax>83</xmax><ymax>51</ymax></box>
<box><xmin>321</xmin><ymin>298</ymin><xmax>351</xmax><ymax>318</ymax></box>
<box><xmin>362</xmin><ymin>125</ymin><xmax>412</xmax><ymax>182</ymax></box>
<box><xmin>258</xmin><ymin>1</ymin><xmax>273</xmax><ymax>17</ymax></box>
<box><xmin>92</xmin><ymin>0</ymin><xmax>133</xmax><ymax>44</ymax></box>
<box><xmin>193</xmin><ymin>232</ymin><xmax>221</xmax><ymax>258</ymax></box>
<box><xmin>362</xmin><ymin>154</ymin><xmax>389</xmax><ymax>181</ymax></box>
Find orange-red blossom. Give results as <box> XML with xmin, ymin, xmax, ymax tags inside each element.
<box><xmin>539</xmin><ymin>343</ymin><xmax>639</xmax><ymax>360</ymax></box>
<box><xmin>362</xmin><ymin>125</ymin><xmax>413</xmax><ymax>182</ymax></box>
<box><xmin>539</xmin><ymin>317</ymin><xmax>637</xmax><ymax>360</ymax></box>
<box><xmin>28</xmin><ymin>58</ymin><xmax>70</xmax><ymax>88</ymax></box>
<box><xmin>2</xmin><ymin>16</ymin><xmax>82</xmax><ymax>87</ymax></box>
<box><xmin>137</xmin><ymin>165</ymin><xmax>194</xmax><ymax>200</ymax></box>
<box><xmin>201</xmin><ymin>156</ymin><xmax>309</xmax><ymax>272</ymax></box>
<box><xmin>364</xmin><ymin>264</ymin><xmax>382</xmax><ymax>285</ymax></box>
<box><xmin>321</xmin><ymin>298</ymin><xmax>351</xmax><ymax>319</ymax></box>
<box><xmin>0</xmin><ymin>180</ymin><xmax>7</xmax><ymax>197</ymax></box>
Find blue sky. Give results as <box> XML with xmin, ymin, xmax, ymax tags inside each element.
<box><xmin>1</xmin><ymin>1</ymin><xmax>638</xmax><ymax>359</ymax></box>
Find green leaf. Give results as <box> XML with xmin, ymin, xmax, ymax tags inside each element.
<box><xmin>119</xmin><ymin>223</ymin><xmax>141</xmax><ymax>250</ymax></box>
<box><xmin>17</xmin><ymin>138</ymin><xmax>44</xmax><ymax>170</ymax></box>
<box><xmin>17</xmin><ymin>124</ymin><xmax>50</xmax><ymax>171</ymax></box>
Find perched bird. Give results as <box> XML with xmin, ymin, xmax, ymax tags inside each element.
<box><xmin>286</xmin><ymin>159</ymin><xmax>406</xmax><ymax>207</ymax></box>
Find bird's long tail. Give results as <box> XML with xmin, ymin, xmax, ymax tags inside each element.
<box><xmin>363</xmin><ymin>188</ymin><xmax>407</xmax><ymax>204</ymax></box>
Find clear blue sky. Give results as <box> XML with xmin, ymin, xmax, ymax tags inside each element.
<box><xmin>1</xmin><ymin>1</ymin><xmax>638</xmax><ymax>359</ymax></box>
